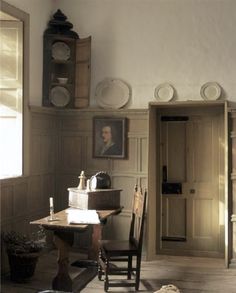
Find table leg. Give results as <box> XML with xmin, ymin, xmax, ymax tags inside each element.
<box><xmin>88</xmin><ymin>224</ymin><xmax>102</xmax><ymax>260</ymax></box>
<box><xmin>52</xmin><ymin>231</ymin><xmax>74</xmax><ymax>292</ymax></box>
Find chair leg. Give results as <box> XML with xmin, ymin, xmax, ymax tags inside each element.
<box><xmin>128</xmin><ymin>255</ymin><xmax>132</xmax><ymax>279</ymax></box>
<box><xmin>135</xmin><ymin>255</ymin><xmax>142</xmax><ymax>291</ymax></box>
<box><xmin>98</xmin><ymin>250</ymin><xmax>103</xmax><ymax>281</ymax></box>
<box><xmin>104</xmin><ymin>258</ymin><xmax>109</xmax><ymax>292</ymax></box>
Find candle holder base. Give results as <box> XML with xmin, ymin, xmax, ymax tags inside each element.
<box><xmin>47</xmin><ymin>216</ymin><xmax>59</xmax><ymax>222</ymax></box>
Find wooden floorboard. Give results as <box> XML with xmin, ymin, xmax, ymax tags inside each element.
<box><xmin>1</xmin><ymin>252</ymin><xmax>236</xmax><ymax>292</ymax></box>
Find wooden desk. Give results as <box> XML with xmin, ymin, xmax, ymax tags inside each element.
<box><xmin>30</xmin><ymin>208</ymin><xmax>122</xmax><ymax>292</ymax></box>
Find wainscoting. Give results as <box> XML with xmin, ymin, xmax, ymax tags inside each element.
<box><xmin>1</xmin><ymin>106</ymin><xmax>148</xmax><ymax>272</ymax></box>
<box><xmin>55</xmin><ymin>108</ymin><xmax>148</xmax><ymax>246</ymax></box>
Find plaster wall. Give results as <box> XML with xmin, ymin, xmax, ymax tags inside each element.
<box><xmin>56</xmin><ymin>0</ymin><xmax>236</xmax><ymax>108</ymax></box>
<box><xmin>3</xmin><ymin>0</ymin><xmax>236</xmax><ymax>107</ymax></box>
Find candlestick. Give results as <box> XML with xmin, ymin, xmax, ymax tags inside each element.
<box><xmin>48</xmin><ymin>196</ymin><xmax>58</xmax><ymax>221</ymax></box>
<box><xmin>49</xmin><ymin>197</ymin><xmax>53</xmax><ymax>208</ymax></box>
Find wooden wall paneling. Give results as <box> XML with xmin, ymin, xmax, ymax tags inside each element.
<box><xmin>140</xmin><ymin>177</ymin><xmax>148</xmax><ymax>190</ymax></box>
<box><xmin>12</xmin><ymin>218</ymin><xmax>30</xmax><ymax>235</ymax></box>
<box><xmin>106</xmin><ymin>210</ymin><xmax>131</xmax><ymax>241</ymax></box>
<box><xmin>28</xmin><ymin>175</ymin><xmax>43</xmax><ymax>212</ymax></box>
<box><xmin>85</xmin><ymin>136</ymin><xmax>110</xmax><ymax>174</ymax></box>
<box><xmin>31</xmin><ymin>113</ymin><xmax>56</xmax><ymax>131</ymax></box>
<box><xmin>42</xmin><ymin>174</ymin><xmax>55</xmax><ymax>209</ymax></box>
<box><xmin>61</xmin><ymin>115</ymin><xmax>91</xmax><ymax>132</ymax></box>
<box><xmin>112</xmin><ymin>176</ymin><xmax>137</xmax><ymax>210</ymax></box>
<box><xmin>140</xmin><ymin>137</ymin><xmax>148</xmax><ymax>173</ymax></box>
<box><xmin>55</xmin><ymin>174</ymin><xmax>79</xmax><ymax>211</ymax></box>
<box><xmin>129</xmin><ymin>116</ymin><xmax>148</xmax><ymax>133</ymax></box>
<box><xmin>1</xmin><ymin>184</ymin><xmax>13</xmax><ymax>224</ymax></box>
<box><xmin>112</xmin><ymin>137</ymin><xmax>138</xmax><ymax>173</ymax></box>
<box><xmin>13</xmin><ymin>179</ymin><xmax>28</xmax><ymax>218</ymax></box>
<box><xmin>30</xmin><ymin>134</ymin><xmax>41</xmax><ymax>175</ymax></box>
<box><xmin>60</xmin><ymin>134</ymin><xmax>83</xmax><ymax>172</ymax></box>
<box><xmin>40</xmin><ymin>134</ymin><xmax>55</xmax><ymax>173</ymax></box>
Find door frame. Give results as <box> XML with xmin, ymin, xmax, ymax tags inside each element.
<box><xmin>147</xmin><ymin>101</ymin><xmax>230</xmax><ymax>266</ymax></box>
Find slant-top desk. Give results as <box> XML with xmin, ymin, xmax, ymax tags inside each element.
<box><xmin>31</xmin><ymin>207</ymin><xmax>122</xmax><ymax>292</ymax></box>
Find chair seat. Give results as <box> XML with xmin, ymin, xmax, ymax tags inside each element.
<box><xmin>100</xmin><ymin>240</ymin><xmax>138</xmax><ymax>255</ymax></box>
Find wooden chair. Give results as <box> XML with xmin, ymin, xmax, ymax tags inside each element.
<box><xmin>98</xmin><ymin>186</ymin><xmax>147</xmax><ymax>291</ymax></box>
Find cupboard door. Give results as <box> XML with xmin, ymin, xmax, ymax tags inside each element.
<box><xmin>75</xmin><ymin>37</ymin><xmax>91</xmax><ymax>108</ymax></box>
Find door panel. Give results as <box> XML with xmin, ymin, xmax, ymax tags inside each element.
<box><xmin>161</xmin><ymin>121</ymin><xmax>187</xmax><ymax>182</ymax></box>
<box><xmin>161</xmin><ymin>113</ymin><xmax>222</xmax><ymax>255</ymax></box>
<box><xmin>192</xmin><ymin>119</ymin><xmax>214</xmax><ymax>182</ymax></box>
<box><xmin>162</xmin><ymin>197</ymin><xmax>186</xmax><ymax>239</ymax></box>
<box><xmin>193</xmin><ymin>198</ymin><xmax>212</xmax><ymax>237</ymax></box>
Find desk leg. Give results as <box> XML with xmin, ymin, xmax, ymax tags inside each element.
<box><xmin>52</xmin><ymin>232</ymin><xmax>74</xmax><ymax>292</ymax></box>
<box><xmin>88</xmin><ymin>224</ymin><xmax>102</xmax><ymax>260</ymax></box>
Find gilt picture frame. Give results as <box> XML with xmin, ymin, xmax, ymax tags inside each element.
<box><xmin>93</xmin><ymin>117</ymin><xmax>127</xmax><ymax>159</ymax></box>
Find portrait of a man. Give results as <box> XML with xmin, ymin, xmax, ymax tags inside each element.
<box><xmin>93</xmin><ymin>117</ymin><xmax>127</xmax><ymax>159</ymax></box>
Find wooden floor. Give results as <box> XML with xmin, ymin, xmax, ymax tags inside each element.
<box><xmin>1</xmin><ymin>250</ymin><xmax>236</xmax><ymax>292</ymax></box>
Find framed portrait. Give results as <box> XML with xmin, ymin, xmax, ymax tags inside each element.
<box><xmin>93</xmin><ymin>117</ymin><xmax>127</xmax><ymax>159</ymax></box>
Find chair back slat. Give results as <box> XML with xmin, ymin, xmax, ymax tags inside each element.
<box><xmin>129</xmin><ymin>186</ymin><xmax>147</xmax><ymax>251</ymax></box>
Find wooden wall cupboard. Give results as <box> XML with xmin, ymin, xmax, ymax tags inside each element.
<box><xmin>43</xmin><ymin>36</ymin><xmax>91</xmax><ymax>109</ymax></box>
<box><xmin>42</xmin><ymin>10</ymin><xmax>91</xmax><ymax>109</ymax></box>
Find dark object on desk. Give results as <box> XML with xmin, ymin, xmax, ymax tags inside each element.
<box><xmin>98</xmin><ymin>185</ymin><xmax>147</xmax><ymax>292</ymax></box>
<box><xmin>90</xmin><ymin>171</ymin><xmax>111</xmax><ymax>189</ymax></box>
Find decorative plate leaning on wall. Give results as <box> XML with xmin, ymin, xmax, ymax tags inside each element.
<box><xmin>154</xmin><ymin>83</ymin><xmax>175</xmax><ymax>102</ymax></box>
<box><xmin>95</xmin><ymin>78</ymin><xmax>130</xmax><ymax>109</ymax></box>
<box><xmin>200</xmin><ymin>82</ymin><xmax>222</xmax><ymax>100</ymax></box>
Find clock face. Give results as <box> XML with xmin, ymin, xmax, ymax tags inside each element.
<box><xmin>52</xmin><ymin>41</ymin><xmax>71</xmax><ymax>61</ymax></box>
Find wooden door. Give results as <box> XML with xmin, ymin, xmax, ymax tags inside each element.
<box><xmin>161</xmin><ymin>113</ymin><xmax>223</xmax><ymax>255</ymax></box>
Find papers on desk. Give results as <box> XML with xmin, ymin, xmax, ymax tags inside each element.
<box><xmin>66</xmin><ymin>209</ymin><xmax>100</xmax><ymax>224</ymax></box>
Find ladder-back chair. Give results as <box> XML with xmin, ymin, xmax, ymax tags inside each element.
<box><xmin>98</xmin><ymin>185</ymin><xmax>147</xmax><ymax>291</ymax></box>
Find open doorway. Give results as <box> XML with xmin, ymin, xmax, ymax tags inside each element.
<box><xmin>147</xmin><ymin>101</ymin><xmax>229</xmax><ymax>265</ymax></box>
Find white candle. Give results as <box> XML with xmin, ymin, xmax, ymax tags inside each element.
<box><xmin>49</xmin><ymin>197</ymin><xmax>54</xmax><ymax>208</ymax></box>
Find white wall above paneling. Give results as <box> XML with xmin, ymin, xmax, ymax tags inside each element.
<box><xmin>56</xmin><ymin>0</ymin><xmax>236</xmax><ymax>106</ymax></box>
<box><xmin>4</xmin><ymin>0</ymin><xmax>236</xmax><ymax>106</ymax></box>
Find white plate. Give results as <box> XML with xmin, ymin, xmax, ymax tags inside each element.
<box><xmin>52</xmin><ymin>41</ymin><xmax>71</xmax><ymax>61</ymax></box>
<box><xmin>95</xmin><ymin>78</ymin><xmax>130</xmax><ymax>109</ymax></box>
<box><xmin>200</xmin><ymin>82</ymin><xmax>221</xmax><ymax>100</ymax></box>
<box><xmin>50</xmin><ymin>86</ymin><xmax>70</xmax><ymax>107</ymax></box>
<box><xmin>154</xmin><ymin>83</ymin><xmax>174</xmax><ymax>102</ymax></box>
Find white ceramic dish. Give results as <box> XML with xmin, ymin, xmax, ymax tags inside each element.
<box><xmin>50</xmin><ymin>86</ymin><xmax>70</xmax><ymax>107</ymax></box>
<box><xmin>154</xmin><ymin>83</ymin><xmax>175</xmax><ymax>102</ymax></box>
<box><xmin>52</xmin><ymin>41</ymin><xmax>70</xmax><ymax>61</ymax></box>
<box><xmin>95</xmin><ymin>78</ymin><xmax>130</xmax><ymax>109</ymax></box>
<box><xmin>200</xmin><ymin>82</ymin><xmax>221</xmax><ymax>100</ymax></box>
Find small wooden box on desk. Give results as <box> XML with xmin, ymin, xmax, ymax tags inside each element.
<box><xmin>68</xmin><ymin>188</ymin><xmax>121</xmax><ymax>210</ymax></box>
